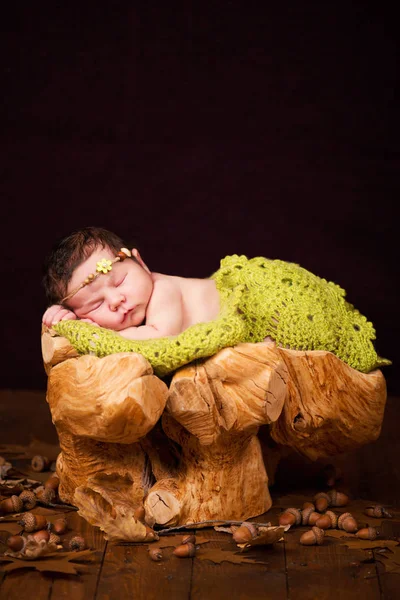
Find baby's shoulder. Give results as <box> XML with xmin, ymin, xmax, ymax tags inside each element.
<box><xmin>151</xmin><ymin>273</ymin><xmax>182</xmax><ymax>298</ymax></box>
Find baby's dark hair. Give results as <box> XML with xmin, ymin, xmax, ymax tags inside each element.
<box><xmin>43</xmin><ymin>226</ymin><xmax>130</xmax><ymax>306</ymax></box>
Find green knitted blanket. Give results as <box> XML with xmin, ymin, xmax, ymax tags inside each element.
<box><xmin>54</xmin><ymin>255</ymin><xmax>391</xmax><ymax>377</ymax></box>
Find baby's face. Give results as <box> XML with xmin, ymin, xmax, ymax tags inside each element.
<box><xmin>66</xmin><ymin>246</ymin><xmax>154</xmax><ymax>330</ymax></box>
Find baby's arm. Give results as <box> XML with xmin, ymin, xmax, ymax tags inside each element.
<box><xmin>118</xmin><ymin>278</ymin><xmax>184</xmax><ymax>341</ymax></box>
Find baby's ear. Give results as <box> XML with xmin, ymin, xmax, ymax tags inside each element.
<box><xmin>131</xmin><ymin>248</ymin><xmax>151</xmax><ymax>273</ymax></box>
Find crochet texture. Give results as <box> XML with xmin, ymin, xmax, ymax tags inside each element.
<box><xmin>54</xmin><ymin>255</ymin><xmax>390</xmax><ymax>377</ymax></box>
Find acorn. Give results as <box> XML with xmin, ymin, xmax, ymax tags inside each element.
<box><xmin>173</xmin><ymin>542</ymin><xmax>196</xmax><ymax>558</ymax></box>
<box><xmin>44</xmin><ymin>474</ymin><xmax>60</xmax><ymax>491</ymax></box>
<box><xmin>315</xmin><ymin>514</ymin><xmax>332</xmax><ymax>530</ymax></box>
<box><xmin>53</xmin><ymin>517</ymin><xmax>68</xmax><ymax>535</ymax></box>
<box><xmin>35</xmin><ymin>487</ymin><xmax>56</xmax><ymax>504</ymax></box>
<box><xmin>0</xmin><ymin>495</ymin><xmax>23</xmax><ymax>514</ymax></box>
<box><xmin>338</xmin><ymin>512</ymin><xmax>358</xmax><ymax>533</ymax></box>
<box><xmin>300</xmin><ymin>526</ymin><xmax>325</xmax><ymax>546</ymax></box>
<box><xmin>302</xmin><ymin>507</ymin><xmax>321</xmax><ymax>526</ymax></box>
<box><xmin>302</xmin><ymin>501</ymin><xmax>315</xmax><ymax>511</ymax></box>
<box><xmin>7</xmin><ymin>535</ymin><xmax>26</xmax><ymax>552</ymax></box>
<box><xmin>325</xmin><ymin>510</ymin><xmax>338</xmax><ymax>528</ymax></box>
<box><xmin>148</xmin><ymin>547</ymin><xmax>163</xmax><ymax>562</ymax></box>
<box><xmin>302</xmin><ymin>506</ymin><xmax>314</xmax><ymax>525</ymax></box>
<box><xmin>31</xmin><ymin>529</ymin><xmax>50</xmax><ymax>543</ymax></box>
<box><xmin>314</xmin><ymin>492</ymin><xmax>330</xmax><ymax>512</ymax></box>
<box><xmin>232</xmin><ymin>521</ymin><xmax>258</xmax><ymax>543</ymax></box>
<box><xmin>19</xmin><ymin>513</ymin><xmax>48</xmax><ymax>533</ymax></box>
<box><xmin>364</xmin><ymin>505</ymin><xmax>393</xmax><ymax>519</ymax></box>
<box><xmin>182</xmin><ymin>534</ymin><xmax>196</xmax><ymax>545</ymax></box>
<box><xmin>278</xmin><ymin>508</ymin><xmax>302</xmax><ymax>527</ymax></box>
<box><xmin>19</xmin><ymin>490</ymin><xmax>37</xmax><ymax>510</ymax></box>
<box><xmin>69</xmin><ymin>536</ymin><xmax>86</xmax><ymax>551</ymax></box>
<box><xmin>356</xmin><ymin>527</ymin><xmax>379</xmax><ymax>541</ymax></box>
<box><xmin>316</xmin><ymin>510</ymin><xmax>338</xmax><ymax>529</ymax></box>
<box><xmin>31</xmin><ymin>455</ymin><xmax>50</xmax><ymax>472</ymax></box>
<box><xmin>49</xmin><ymin>533</ymin><xmax>61</xmax><ymax>545</ymax></box>
<box><xmin>327</xmin><ymin>490</ymin><xmax>349</xmax><ymax>507</ymax></box>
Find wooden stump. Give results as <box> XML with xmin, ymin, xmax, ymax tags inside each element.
<box><xmin>41</xmin><ymin>328</ymin><xmax>387</xmax><ymax>534</ymax></box>
<box><xmin>45</xmin><ymin>347</ymin><xmax>169</xmax><ymax>510</ymax></box>
<box><xmin>144</xmin><ymin>342</ymin><xmax>287</xmax><ymax>525</ymax></box>
<box><xmin>269</xmin><ymin>348</ymin><xmax>387</xmax><ymax>460</ymax></box>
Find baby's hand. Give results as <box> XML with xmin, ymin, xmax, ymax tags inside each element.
<box><xmin>42</xmin><ymin>304</ymin><xmax>77</xmax><ymax>327</ymax></box>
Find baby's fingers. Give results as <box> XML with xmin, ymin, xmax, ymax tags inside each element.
<box><xmin>42</xmin><ymin>305</ymin><xmax>64</xmax><ymax>326</ymax></box>
<box><xmin>45</xmin><ymin>308</ymin><xmax>76</xmax><ymax>326</ymax></box>
<box><xmin>60</xmin><ymin>311</ymin><xmax>77</xmax><ymax>322</ymax></box>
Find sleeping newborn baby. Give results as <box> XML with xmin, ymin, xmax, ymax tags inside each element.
<box><xmin>42</xmin><ymin>226</ymin><xmax>390</xmax><ymax>376</ymax></box>
<box><xmin>42</xmin><ymin>229</ymin><xmax>220</xmax><ymax>340</ymax></box>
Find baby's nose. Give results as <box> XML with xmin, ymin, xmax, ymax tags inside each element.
<box><xmin>110</xmin><ymin>294</ymin><xmax>125</xmax><ymax>311</ymax></box>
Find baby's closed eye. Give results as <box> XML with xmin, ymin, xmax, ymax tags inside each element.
<box><xmin>90</xmin><ymin>301</ymin><xmax>103</xmax><ymax>312</ymax></box>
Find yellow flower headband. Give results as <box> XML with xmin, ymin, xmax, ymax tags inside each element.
<box><xmin>61</xmin><ymin>248</ymin><xmax>132</xmax><ymax>304</ymax></box>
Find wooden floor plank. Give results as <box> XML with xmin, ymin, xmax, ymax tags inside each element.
<box><xmin>1</xmin><ymin>391</ymin><xmax>400</xmax><ymax>598</ymax></box>
<box><xmin>0</xmin><ymin>507</ymin><xmax>57</xmax><ymax>600</ymax></box>
<box><xmin>191</xmin><ymin>522</ymin><xmax>287</xmax><ymax>600</ymax></box>
<box><xmin>49</xmin><ymin>511</ymin><xmax>107</xmax><ymax>600</ymax></box>
<box><xmin>0</xmin><ymin>507</ymin><xmax>106</xmax><ymax>600</ymax></box>
<box><xmin>95</xmin><ymin>538</ymin><xmax>192</xmax><ymax>600</ymax></box>
<box><xmin>373</xmin><ymin>520</ymin><xmax>400</xmax><ymax>600</ymax></box>
<box><xmin>0</xmin><ymin>570</ymin><xmax>53</xmax><ymax>600</ymax></box>
<box><xmin>283</xmin><ymin>526</ymin><xmax>381</xmax><ymax>600</ymax></box>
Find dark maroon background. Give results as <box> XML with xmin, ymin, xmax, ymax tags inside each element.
<box><xmin>1</xmin><ymin>4</ymin><xmax>398</xmax><ymax>392</ymax></box>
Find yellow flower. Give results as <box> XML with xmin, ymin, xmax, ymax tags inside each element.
<box><xmin>96</xmin><ymin>258</ymin><xmax>113</xmax><ymax>274</ymax></box>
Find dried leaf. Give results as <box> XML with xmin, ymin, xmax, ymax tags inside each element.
<box><xmin>0</xmin><ymin>463</ymin><xmax>13</xmax><ymax>479</ymax></box>
<box><xmin>375</xmin><ymin>556</ymin><xmax>400</xmax><ymax>575</ymax></box>
<box><xmin>373</xmin><ymin>542</ymin><xmax>400</xmax><ymax>575</ymax></box>
<box><xmin>0</xmin><ymin>482</ymin><xmax>25</xmax><ymax>496</ymax></box>
<box><xmin>0</xmin><ymin>549</ymin><xmax>95</xmax><ymax>575</ymax></box>
<box><xmin>158</xmin><ymin>519</ymin><xmax>271</xmax><ymax>534</ymax></box>
<box><xmin>0</xmin><ymin>525</ymin><xmax>24</xmax><ymax>539</ymax></box>
<box><xmin>0</xmin><ymin>515</ymin><xmax>23</xmax><ymax>525</ymax></box>
<box><xmin>197</xmin><ymin>548</ymin><xmax>268</xmax><ymax>565</ymax></box>
<box><xmin>335</xmin><ymin>537</ymin><xmax>400</xmax><ymax>575</ymax></box>
<box><xmin>74</xmin><ymin>486</ymin><xmax>158</xmax><ymax>542</ymax></box>
<box><xmin>149</xmin><ymin>535</ymin><xmax>210</xmax><ymax>549</ymax></box>
<box><xmin>343</xmin><ymin>539</ymin><xmax>399</xmax><ymax>552</ymax></box>
<box><xmin>214</xmin><ymin>521</ymin><xmax>272</xmax><ymax>535</ymax></box>
<box><xmin>325</xmin><ymin>530</ymin><xmax>355</xmax><ymax>539</ymax></box>
<box><xmin>214</xmin><ymin>526</ymin><xmax>235</xmax><ymax>534</ymax></box>
<box><xmin>5</xmin><ymin>537</ymin><xmax>59</xmax><ymax>559</ymax></box>
<box><xmin>0</xmin><ymin>467</ymin><xmax>25</xmax><ymax>480</ymax></box>
<box><xmin>85</xmin><ymin>472</ymin><xmax>138</xmax><ymax>512</ymax></box>
<box><xmin>236</xmin><ymin>525</ymin><xmax>287</xmax><ymax>550</ymax></box>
